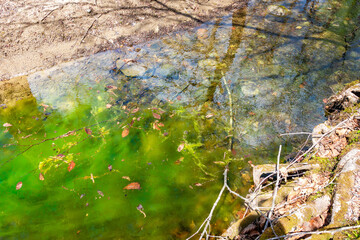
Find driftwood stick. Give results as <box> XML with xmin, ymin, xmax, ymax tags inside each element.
<box><xmin>263</xmin><ymin>145</ymin><xmax>282</xmax><ymax>233</ymax></box>
<box><xmin>80</xmin><ymin>14</ymin><xmax>102</xmax><ymax>44</ymax></box>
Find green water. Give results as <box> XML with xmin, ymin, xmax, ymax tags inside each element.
<box><xmin>0</xmin><ymin>0</ymin><xmax>359</xmax><ymax>239</ymax></box>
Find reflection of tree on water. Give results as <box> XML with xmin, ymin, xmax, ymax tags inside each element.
<box><xmin>205</xmin><ymin>5</ymin><xmax>248</xmax><ymax>102</ymax></box>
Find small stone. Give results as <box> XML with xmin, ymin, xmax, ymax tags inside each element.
<box><xmin>196</xmin><ymin>28</ymin><xmax>208</xmax><ymax>40</ymax></box>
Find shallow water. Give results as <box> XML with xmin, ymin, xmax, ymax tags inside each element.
<box><xmin>0</xmin><ymin>0</ymin><xmax>359</xmax><ymax>239</ymax></box>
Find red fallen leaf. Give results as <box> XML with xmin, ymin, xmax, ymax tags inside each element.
<box><xmin>153</xmin><ymin>113</ymin><xmax>161</xmax><ymax>119</ymax></box>
<box><xmin>84</xmin><ymin>128</ymin><xmax>92</xmax><ymax>135</ymax></box>
<box><xmin>177</xmin><ymin>143</ymin><xmax>185</xmax><ymax>152</ymax></box>
<box><xmin>231</xmin><ymin>149</ymin><xmax>237</xmax><ymax>156</ymax></box>
<box><xmin>248</xmin><ymin>112</ymin><xmax>256</xmax><ymax>116</ymax></box>
<box><xmin>153</xmin><ymin>123</ymin><xmax>160</xmax><ymax>130</ymax></box>
<box><xmin>122</xmin><ymin>128</ymin><xmax>129</xmax><ymax>137</ymax></box>
<box><xmin>16</xmin><ymin>182</ymin><xmax>22</xmax><ymax>190</ymax></box>
<box><xmin>299</xmin><ymin>84</ymin><xmax>305</xmax><ymax>88</ymax></box>
<box><xmin>68</xmin><ymin>161</ymin><xmax>76</xmax><ymax>172</ymax></box>
<box><xmin>248</xmin><ymin>161</ymin><xmax>255</xmax><ymax>168</ymax></box>
<box><xmin>3</xmin><ymin>123</ymin><xmax>12</xmax><ymax>127</ymax></box>
<box><xmin>106</xmin><ymin>85</ymin><xmax>117</xmax><ymax>89</ymax></box>
<box><xmin>123</xmin><ymin>182</ymin><xmax>141</xmax><ymax>190</ymax></box>
<box><xmin>131</xmin><ymin>108</ymin><xmax>139</xmax><ymax>113</ymax></box>
<box><xmin>39</xmin><ymin>173</ymin><xmax>45</xmax><ymax>181</ymax></box>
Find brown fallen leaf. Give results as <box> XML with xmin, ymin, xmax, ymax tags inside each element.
<box><xmin>68</xmin><ymin>161</ymin><xmax>76</xmax><ymax>172</ymax></box>
<box><xmin>39</xmin><ymin>173</ymin><xmax>45</xmax><ymax>181</ymax></box>
<box><xmin>16</xmin><ymin>181</ymin><xmax>22</xmax><ymax>190</ymax></box>
<box><xmin>122</xmin><ymin>128</ymin><xmax>129</xmax><ymax>137</ymax></box>
<box><xmin>177</xmin><ymin>143</ymin><xmax>185</xmax><ymax>152</ymax></box>
<box><xmin>84</xmin><ymin>128</ymin><xmax>92</xmax><ymax>135</ymax></box>
<box><xmin>153</xmin><ymin>113</ymin><xmax>161</xmax><ymax>119</ymax></box>
<box><xmin>123</xmin><ymin>182</ymin><xmax>141</xmax><ymax>190</ymax></box>
<box><xmin>174</xmin><ymin>157</ymin><xmax>184</xmax><ymax>165</ymax></box>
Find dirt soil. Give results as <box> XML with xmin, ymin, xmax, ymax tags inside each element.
<box><xmin>0</xmin><ymin>0</ymin><xmax>244</xmax><ymax>81</ymax></box>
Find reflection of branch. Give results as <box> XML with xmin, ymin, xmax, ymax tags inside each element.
<box><xmin>222</xmin><ymin>76</ymin><xmax>233</xmax><ymax>151</ymax></box>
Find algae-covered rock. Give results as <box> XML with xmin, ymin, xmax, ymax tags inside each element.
<box><xmin>330</xmin><ymin>149</ymin><xmax>360</xmax><ymax>229</ymax></box>
<box><xmin>222</xmin><ymin>212</ymin><xmax>260</xmax><ymax>239</ymax></box>
<box><xmin>0</xmin><ymin>76</ymin><xmax>33</xmax><ymax>106</ymax></box>
<box><xmin>260</xmin><ymin>195</ymin><xmax>331</xmax><ymax>240</ymax></box>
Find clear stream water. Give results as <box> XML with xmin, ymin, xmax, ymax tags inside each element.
<box><xmin>0</xmin><ymin>0</ymin><xmax>359</xmax><ymax>239</ymax></box>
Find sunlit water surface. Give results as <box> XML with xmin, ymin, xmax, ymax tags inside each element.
<box><xmin>0</xmin><ymin>0</ymin><xmax>359</xmax><ymax>238</ymax></box>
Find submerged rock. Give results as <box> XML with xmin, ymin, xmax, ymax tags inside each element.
<box><xmin>267</xmin><ymin>5</ymin><xmax>290</xmax><ymax>17</ymax></box>
<box><xmin>116</xmin><ymin>59</ymin><xmax>149</xmax><ymax>77</ymax></box>
<box><xmin>155</xmin><ymin>63</ymin><xmax>177</xmax><ymax>79</ymax></box>
<box><xmin>241</xmin><ymin>81</ymin><xmax>259</xmax><ymax>96</ymax></box>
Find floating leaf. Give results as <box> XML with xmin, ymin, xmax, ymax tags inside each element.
<box><xmin>3</xmin><ymin>123</ymin><xmax>12</xmax><ymax>127</ymax></box>
<box><xmin>177</xmin><ymin>143</ymin><xmax>185</xmax><ymax>152</ymax></box>
<box><xmin>122</xmin><ymin>128</ymin><xmax>129</xmax><ymax>137</ymax></box>
<box><xmin>39</xmin><ymin>173</ymin><xmax>45</xmax><ymax>181</ymax></box>
<box><xmin>16</xmin><ymin>182</ymin><xmax>22</xmax><ymax>190</ymax></box>
<box><xmin>122</xmin><ymin>176</ymin><xmax>131</xmax><ymax>181</ymax></box>
<box><xmin>84</xmin><ymin>128</ymin><xmax>92</xmax><ymax>135</ymax></box>
<box><xmin>153</xmin><ymin>113</ymin><xmax>161</xmax><ymax>119</ymax></box>
<box><xmin>68</xmin><ymin>161</ymin><xmax>76</xmax><ymax>172</ymax></box>
<box><xmin>123</xmin><ymin>182</ymin><xmax>141</xmax><ymax>190</ymax></box>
